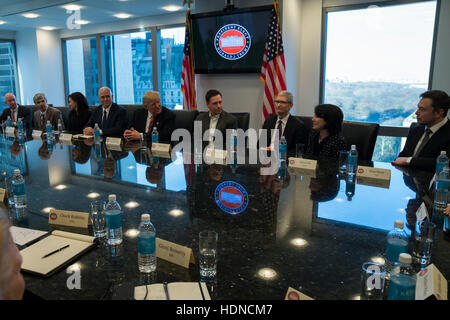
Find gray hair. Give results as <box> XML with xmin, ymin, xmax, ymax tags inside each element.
<box><xmin>98</xmin><ymin>87</ymin><xmax>112</xmax><ymax>96</ymax></box>
<box><xmin>277</xmin><ymin>90</ymin><xmax>293</xmax><ymax>105</ymax></box>
<box><xmin>0</xmin><ymin>212</ymin><xmax>12</xmax><ymax>300</ymax></box>
<box><xmin>33</xmin><ymin>93</ymin><xmax>47</xmax><ymax>104</ymax></box>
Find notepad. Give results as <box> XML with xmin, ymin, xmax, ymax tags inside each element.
<box><xmin>10</xmin><ymin>226</ymin><xmax>48</xmax><ymax>246</ymax></box>
<box><xmin>73</xmin><ymin>134</ymin><xmax>93</xmax><ymax>139</ymax></box>
<box><xmin>20</xmin><ymin>230</ymin><xmax>96</xmax><ymax>277</ymax></box>
<box><xmin>134</xmin><ymin>282</ymin><xmax>211</xmax><ymax>300</ymax></box>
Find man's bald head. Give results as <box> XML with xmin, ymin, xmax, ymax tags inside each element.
<box><xmin>4</xmin><ymin>93</ymin><xmax>17</xmax><ymax>110</ymax></box>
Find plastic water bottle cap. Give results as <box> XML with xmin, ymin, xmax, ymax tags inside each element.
<box><xmin>351</xmin><ymin>145</ymin><xmax>356</xmax><ymax>149</ymax></box>
<box><xmin>108</xmin><ymin>194</ymin><xmax>116</xmax><ymax>201</ymax></box>
<box><xmin>398</xmin><ymin>253</ymin><xmax>412</xmax><ymax>264</ymax></box>
<box><xmin>394</xmin><ymin>220</ymin><xmax>404</xmax><ymax>229</ymax></box>
<box><xmin>14</xmin><ymin>169</ymin><xmax>20</xmax><ymax>174</ymax></box>
<box><xmin>141</xmin><ymin>214</ymin><xmax>150</xmax><ymax>221</ymax></box>
<box><xmin>441</xmin><ymin>151</ymin><xmax>446</xmax><ymax>155</ymax></box>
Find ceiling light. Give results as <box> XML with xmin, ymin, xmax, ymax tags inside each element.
<box><xmin>0</xmin><ymin>21</ymin><xmax>6</xmax><ymax>25</ymax></box>
<box><xmin>124</xmin><ymin>201</ymin><xmax>139</xmax><ymax>209</ymax></box>
<box><xmin>22</xmin><ymin>13</ymin><xmax>40</xmax><ymax>18</ymax></box>
<box><xmin>62</xmin><ymin>4</ymin><xmax>82</xmax><ymax>11</ymax></box>
<box><xmin>162</xmin><ymin>5</ymin><xmax>183</xmax><ymax>12</ymax></box>
<box><xmin>75</xmin><ymin>20</ymin><xmax>90</xmax><ymax>25</ymax></box>
<box><xmin>169</xmin><ymin>209</ymin><xmax>184</xmax><ymax>217</ymax></box>
<box><xmin>87</xmin><ymin>192</ymin><xmax>100</xmax><ymax>199</ymax></box>
<box><xmin>114</xmin><ymin>13</ymin><xmax>133</xmax><ymax>19</ymax></box>
<box><xmin>54</xmin><ymin>184</ymin><xmax>67</xmax><ymax>190</ymax></box>
<box><xmin>290</xmin><ymin>238</ymin><xmax>308</xmax><ymax>247</ymax></box>
<box><xmin>41</xmin><ymin>207</ymin><xmax>55</xmax><ymax>214</ymax></box>
<box><xmin>125</xmin><ymin>229</ymin><xmax>139</xmax><ymax>238</ymax></box>
<box><xmin>257</xmin><ymin>268</ymin><xmax>278</xmax><ymax>280</ymax></box>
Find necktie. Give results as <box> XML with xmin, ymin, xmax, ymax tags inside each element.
<box><xmin>147</xmin><ymin>116</ymin><xmax>154</xmax><ymax>134</ymax></box>
<box><xmin>102</xmin><ymin>110</ymin><xmax>107</xmax><ymax>129</ymax></box>
<box><xmin>41</xmin><ymin>114</ymin><xmax>45</xmax><ymax>129</ymax></box>
<box><xmin>414</xmin><ymin>128</ymin><xmax>432</xmax><ymax>157</ymax></box>
<box><xmin>277</xmin><ymin>120</ymin><xmax>283</xmax><ymax>140</ymax></box>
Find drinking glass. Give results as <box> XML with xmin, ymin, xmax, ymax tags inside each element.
<box><xmin>90</xmin><ymin>200</ymin><xmax>106</xmax><ymax>238</ymax></box>
<box><xmin>361</xmin><ymin>262</ymin><xmax>385</xmax><ymax>300</ymax></box>
<box><xmin>199</xmin><ymin>231</ymin><xmax>218</xmax><ymax>278</ymax></box>
<box><xmin>339</xmin><ymin>151</ymin><xmax>349</xmax><ymax>174</ymax></box>
<box><xmin>412</xmin><ymin>220</ymin><xmax>435</xmax><ymax>270</ymax></box>
<box><xmin>295</xmin><ymin>143</ymin><xmax>305</xmax><ymax>158</ymax></box>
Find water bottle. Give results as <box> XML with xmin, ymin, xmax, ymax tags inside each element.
<box><xmin>347</xmin><ymin>145</ymin><xmax>358</xmax><ymax>177</ymax></box>
<box><xmin>345</xmin><ymin>174</ymin><xmax>355</xmax><ymax>201</ymax></box>
<box><xmin>94</xmin><ymin>123</ymin><xmax>101</xmax><ymax>144</ymax></box>
<box><xmin>385</xmin><ymin>220</ymin><xmax>408</xmax><ymax>271</ymax></box>
<box><xmin>6</xmin><ymin>116</ymin><xmax>12</xmax><ymax>127</ymax></box>
<box><xmin>12</xmin><ymin>169</ymin><xmax>26</xmax><ymax>210</ymax></box>
<box><xmin>436</xmin><ymin>151</ymin><xmax>449</xmax><ymax>175</ymax></box>
<box><xmin>137</xmin><ymin>214</ymin><xmax>156</xmax><ymax>273</ymax></box>
<box><xmin>105</xmin><ymin>194</ymin><xmax>123</xmax><ymax>245</ymax></box>
<box><xmin>387</xmin><ymin>253</ymin><xmax>417</xmax><ymax>300</ymax></box>
<box><xmin>151</xmin><ymin>127</ymin><xmax>159</xmax><ymax>143</ymax></box>
<box><xmin>46</xmin><ymin>120</ymin><xmax>53</xmax><ymax>141</ymax></box>
<box><xmin>434</xmin><ymin>166</ymin><xmax>449</xmax><ymax>210</ymax></box>
<box><xmin>56</xmin><ymin>119</ymin><xmax>63</xmax><ymax>139</ymax></box>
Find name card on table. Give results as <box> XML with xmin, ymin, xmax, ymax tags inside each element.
<box><xmin>32</xmin><ymin>130</ymin><xmax>43</xmax><ymax>140</ymax></box>
<box><xmin>288</xmin><ymin>157</ymin><xmax>317</xmax><ymax>178</ymax></box>
<box><xmin>356</xmin><ymin>166</ymin><xmax>391</xmax><ymax>189</ymax></box>
<box><xmin>105</xmin><ymin>137</ymin><xmax>122</xmax><ymax>151</ymax></box>
<box><xmin>6</xmin><ymin>127</ymin><xmax>15</xmax><ymax>137</ymax></box>
<box><xmin>284</xmin><ymin>287</ymin><xmax>314</xmax><ymax>300</ymax></box>
<box><xmin>59</xmin><ymin>133</ymin><xmax>73</xmax><ymax>144</ymax></box>
<box><xmin>0</xmin><ymin>188</ymin><xmax>6</xmax><ymax>203</ymax></box>
<box><xmin>151</xmin><ymin>143</ymin><xmax>171</xmax><ymax>158</ymax></box>
<box><xmin>156</xmin><ymin>237</ymin><xmax>195</xmax><ymax>269</ymax></box>
<box><xmin>48</xmin><ymin>209</ymin><xmax>91</xmax><ymax>228</ymax></box>
<box><xmin>416</xmin><ymin>264</ymin><xmax>448</xmax><ymax>300</ymax></box>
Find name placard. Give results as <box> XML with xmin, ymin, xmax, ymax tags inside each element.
<box><xmin>106</xmin><ymin>137</ymin><xmax>122</xmax><ymax>151</ymax></box>
<box><xmin>357</xmin><ymin>166</ymin><xmax>391</xmax><ymax>181</ymax></box>
<box><xmin>32</xmin><ymin>130</ymin><xmax>43</xmax><ymax>139</ymax></box>
<box><xmin>48</xmin><ymin>209</ymin><xmax>91</xmax><ymax>228</ymax></box>
<box><xmin>357</xmin><ymin>176</ymin><xmax>391</xmax><ymax>189</ymax></box>
<box><xmin>152</xmin><ymin>142</ymin><xmax>171</xmax><ymax>153</ymax></box>
<box><xmin>0</xmin><ymin>188</ymin><xmax>6</xmax><ymax>203</ymax></box>
<box><xmin>6</xmin><ymin>127</ymin><xmax>15</xmax><ymax>137</ymax></box>
<box><xmin>416</xmin><ymin>264</ymin><xmax>448</xmax><ymax>300</ymax></box>
<box><xmin>288</xmin><ymin>157</ymin><xmax>317</xmax><ymax>171</ymax></box>
<box><xmin>59</xmin><ymin>133</ymin><xmax>73</xmax><ymax>144</ymax></box>
<box><xmin>284</xmin><ymin>287</ymin><xmax>314</xmax><ymax>300</ymax></box>
<box><xmin>156</xmin><ymin>237</ymin><xmax>195</xmax><ymax>269</ymax></box>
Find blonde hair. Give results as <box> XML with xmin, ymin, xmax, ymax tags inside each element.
<box><xmin>142</xmin><ymin>91</ymin><xmax>160</xmax><ymax>105</ymax></box>
<box><xmin>0</xmin><ymin>213</ymin><xmax>12</xmax><ymax>300</ymax></box>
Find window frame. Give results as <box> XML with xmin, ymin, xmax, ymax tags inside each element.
<box><xmin>61</xmin><ymin>22</ymin><xmax>185</xmax><ymax>107</ymax></box>
<box><xmin>0</xmin><ymin>38</ymin><xmax>21</xmax><ymax>107</ymax></box>
<box><xmin>319</xmin><ymin>0</ymin><xmax>441</xmax><ymax>137</ymax></box>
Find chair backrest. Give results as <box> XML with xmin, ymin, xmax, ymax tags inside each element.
<box><xmin>231</xmin><ymin>112</ymin><xmax>250</xmax><ymax>131</ymax></box>
<box><xmin>295</xmin><ymin>115</ymin><xmax>313</xmax><ymax>142</ymax></box>
<box><xmin>341</xmin><ymin>120</ymin><xmax>379</xmax><ymax>161</ymax></box>
<box><xmin>173</xmin><ymin>109</ymin><xmax>199</xmax><ymax>133</ymax></box>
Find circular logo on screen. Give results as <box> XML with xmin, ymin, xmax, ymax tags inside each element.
<box><xmin>214</xmin><ymin>181</ymin><xmax>249</xmax><ymax>214</ymax></box>
<box><xmin>215</xmin><ymin>24</ymin><xmax>251</xmax><ymax>60</ymax></box>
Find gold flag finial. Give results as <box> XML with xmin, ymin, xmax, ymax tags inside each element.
<box><xmin>183</xmin><ymin>0</ymin><xmax>194</xmax><ymax>9</ymax></box>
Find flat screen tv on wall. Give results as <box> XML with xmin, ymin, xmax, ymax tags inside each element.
<box><xmin>191</xmin><ymin>5</ymin><xmax>273</xmax><ymax>74</ymax></box>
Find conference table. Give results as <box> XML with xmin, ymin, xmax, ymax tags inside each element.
<box><xmin>2</xmin><ymin>135</ymin><xmax>449</xmax><ymax>300</ymax></box>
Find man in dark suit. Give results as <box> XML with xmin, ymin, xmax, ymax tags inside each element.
<box><xmin>194</xmin><ymin>89</ymin><xmax>238</xmax><ymax>148</ymax></box>
<box><xmin>123</xmin><ymin>90</ymin><xmax>175</xmax><ymax>144</ymax></box>
<box><xmin>83</xmin><ymin>87</ymin><xmax>128</xmax><ymax>137</ymax></box>
<box><xmin>1</xmin><ymin>93</ymin><xmax>32</xmax><ymax>132</ymax></box>
<box><xmin>392</xmin><ymin>90</ymin><xmax>450</xmax><ymax>171</ymax></box>
<box><xmin>262</xmin><ymin>90</ymin><xmax>308</xmax><ymax>155</ymax></box>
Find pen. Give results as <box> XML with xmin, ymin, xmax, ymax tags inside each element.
<box><xmin>163</xmin><ymin>282</ymin><xmax>170</xmax><ymax>300</ymax></box>
<box><xmin>41</xmin><ymin>244</ymin><xmax>70</xmax><ymax>259</ymax></box>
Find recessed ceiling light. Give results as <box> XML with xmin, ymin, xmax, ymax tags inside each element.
<box><xmin>124</xmin><ymin>201</ymin><xmax>139</xmax><ymax>209</ymax></box>
<box><xmin>162</xmin><ymin>5</ymin><xmax>183</xmax><ymax>12</ymax></box>
<box><xmin>41</xmin><ymin>26</ymin><xmax>57</xmax><ymax>31</ymax></box>
<box><xmin>22</xmin><ymin>13</ymin><xmax>40</xmax><ymax>18</ymax></box>
<box><xmin>169</xmin><ymin>209</ymin><xmax>184</xmax><ymax>217</ymax></box>
<box><xmin>75</xmin><ymin>20</ymin><xmax>90</xmax><ymax>25</ymax></box>
<box><xmin>62</xmin><ymin>4</ymin><xmax>82</xmax><ymax>11</ymax></box>
<box><xmin>114</xmin><ymin>13</ymin><xmax>133</xmax><ymax>19</ymax></box>
<box><xmin>257</xmin><ymin>268</ymin><xmax>278</xmax><ymax>280</ymax></box>
<box><xmin>54</xmin><ymin>184</ymin><xmax>67</xmax><ymax>190</ymax></box>
<box><xmin>0</xmin><ymin>21</ymin><xmax>6</xmax><ymax>25</ymax></box>
<box><xmin>125</xmin><ymin>229</ymin><xmax>139</xmax><ymax>238</ymax></box>
<box><xmin>87</xmin><ymin>192</ymin><xmax>100</xmax><ymax>199</ymax></box>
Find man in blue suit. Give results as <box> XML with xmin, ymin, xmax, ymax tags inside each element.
<box><xmin>83</xmin><ymin>87</ymin><xmax>128</xmax><ymax>137</ymax></box>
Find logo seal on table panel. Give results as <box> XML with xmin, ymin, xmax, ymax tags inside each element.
<box><xmin>215</xmin><ymin>24</ymin><xmax>251</xmax><ymax>60</ymax></box>
<box><xmin>215</xmin><ymin>181</ymin><xmax>249</xmax><ymax>215</ymax></box>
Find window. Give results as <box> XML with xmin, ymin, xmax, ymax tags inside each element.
<box><xmin>102</xmin><ymin>31</ymin><xmax>153</xmax><ymax>105</ymax></box>
<box><xmin>63</xmin><ymin>37</ymin><xmax>99</xmax><ymax>105</ymax></box>
<box><xmin>0</xmin><ymin>40</ymin><xmax>19</xmax><ymax>113</ymax></box>
<box><xmin>321</xmin><ymin>1</ymin><xmax>438</xmax><ymax>162</ymax></box>
<box><xmin>160</xmin><ymin>27</ymin><xmax>185</xmax><ymax>110</ymax></box>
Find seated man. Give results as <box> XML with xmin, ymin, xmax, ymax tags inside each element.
<box><xmin>1</xmin><ymin>93</ymin><xmax>32</xmax><ymax>132</ymax></box>
<box><xmin>262</xmin><ymin>90</ymin><xmax>308</xmax><ymax>155</ymax></box>
<box><xmin>32</xmin><ymin>93</ymin><xmax>64</xmax><ymax>131</ymax></box>
<box><xmin>123</xmin><ymin>90</ymin><xmax>175</xmax><ymax>144</ymax></box>
<box><xmin>392</xmin><ymin>90</ymin><xmax>450</xmax><ymax>171</ymax></box>
<box><xmin>83</xmin><ymin>87</ymin><xmax>128</xmax><ymax>137</ymax></box>
<box><xmin>195</xmin><ymin>89</ymin><xmax>238</xmax><ymax>147</ymax></box>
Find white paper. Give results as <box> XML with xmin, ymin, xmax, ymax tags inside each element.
<box><xmin>10</xmin><ymin>226</ymin><xmax>48</xmax><ymax>246</ymax></box>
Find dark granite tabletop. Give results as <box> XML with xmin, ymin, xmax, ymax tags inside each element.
<box><xmin>1</xmin><ymin>135</ymin><xmax>449</xmax><ymax>300</ymax></box>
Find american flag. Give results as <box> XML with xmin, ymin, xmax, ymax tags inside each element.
<box><xmin>260</xmin><ymin>1</ymin><xmax>286</xmax><ymax>121</ymax></box>
<box><xmin>181</xmin><ymin>9</ymin><xmax>197</xmax><ymax>110</ymax></box>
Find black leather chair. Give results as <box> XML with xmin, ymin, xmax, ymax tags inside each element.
<box><xmin>341</xmin><ymin>120</ymin><xmax>379</xmax><ymax>161</ymax></box>
<box><xmin>231</xmin><ymin>112</ymin><xmax>250</xmax><ymax>131</ymax></box>
<box><xmin>295</xmin><ymin>115</ymin><xmax>313</xmax><ymax>142</ymax></box>
<box><xmin>173</xmin><ymin>109</ymin><xmax>199</xmax><ymax>133</ymax></box>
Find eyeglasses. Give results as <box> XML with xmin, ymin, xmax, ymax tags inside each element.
<box><xmin>275</xmin><ymin>100</ymin><xmax>289</xmax><ymax>105</ymax></box>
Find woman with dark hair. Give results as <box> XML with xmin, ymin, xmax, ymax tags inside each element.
<box><xmin>67</xmin><ymin>92</ymin><xmax>91</xmax><ymax>133</ymax></box>
<box><xmin>305</xmin><ymin>104</ymin><xmax>347</xmax><ymax>159</ymax></box>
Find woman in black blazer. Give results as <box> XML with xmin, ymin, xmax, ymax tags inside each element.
<box><xmin>67</xmin><ymin>92</ymin><xmax>91</xmax><ymax>133</ymax></box>
<box><xmin>306</xmin><ymin>104</ymin><xmax>347</xmax><ymax>159</ymax></box>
